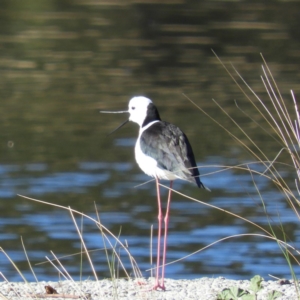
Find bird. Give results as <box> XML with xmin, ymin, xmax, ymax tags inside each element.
<box><xmin>100</xmin><ymin>96</ymin><xmax>210</xmax><ymax>290</ymax></box>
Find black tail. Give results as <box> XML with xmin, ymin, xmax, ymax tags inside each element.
<box><xmin>195</xmin><ymin>176</ymin><xmax>211</xmax><ymax>191</ymax></box>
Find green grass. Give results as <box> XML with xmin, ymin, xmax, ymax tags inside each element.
<box><xmin>217</xmin><ymin>275</ymin><xmax>282</xmax><ymax>300</ymax></box>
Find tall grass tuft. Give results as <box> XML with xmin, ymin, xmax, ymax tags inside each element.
<box><xmin>182</xmin><ymin>52</ymin><xmax>300</xmax><ymax>293</ymax></box>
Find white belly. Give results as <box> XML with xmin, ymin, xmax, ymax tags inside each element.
<box><xmin>135</xmin><ymin>135</ymin><xmax>178</xmax><ymax>181</ymax></box>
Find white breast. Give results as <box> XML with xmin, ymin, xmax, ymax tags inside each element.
<box><xmin>134</xmin><ymin>121</ymin><xmax>178</xmax><ymax>181</ymax></box>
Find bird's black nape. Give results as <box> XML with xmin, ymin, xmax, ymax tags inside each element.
<box><xmin>142</xmin><ymin>103</ymin><xmax>161</xmax><ymax>127</ymax></box>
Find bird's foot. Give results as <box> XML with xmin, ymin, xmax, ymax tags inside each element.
<box><xmin>151</xmin><ymin>283</ymin><xmax>166</xmax><ymax>291</ymax></box>
<box><xmin>134</xmin><ymin>280</ymin><xmax>165</xmax><ymax>291</ymax></box>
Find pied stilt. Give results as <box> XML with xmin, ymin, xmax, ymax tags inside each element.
<box><xmin>101</xmin><ymin>96</ymin><xmax>210</xmax><ymax>290</ymax></box>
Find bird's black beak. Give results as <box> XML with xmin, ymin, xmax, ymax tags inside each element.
<box><xmin>100</xmin><ymin>109</ymin><xmax>129</xmax><ymax>135</ymax></box>
<box><xmin>108</xmin><ymin>119</ymin><xmax>129</xmax><ymax>135</ymax></box>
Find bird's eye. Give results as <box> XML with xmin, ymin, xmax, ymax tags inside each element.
<box><xmin>131</xmin><ymin>107</ymin><xmax>135</xmax><ymax>110</ymax></box>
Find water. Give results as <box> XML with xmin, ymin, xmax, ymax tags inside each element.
<box><xmin>0</xmin><ymin>1</ymin><xmax>299</xmax><ymax>282</ymax></box>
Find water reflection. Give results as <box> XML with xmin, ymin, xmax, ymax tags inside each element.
<box><xmin>1</xmin><ymin>157</ymin><xmax>298</xmax><ymax>281</ymax></box>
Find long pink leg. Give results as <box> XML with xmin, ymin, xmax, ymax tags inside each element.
<box><xmin>153</xmin><ymin>178</ymin><xmax>164</xmax><ymax>290</ymax></box>
<box><xmin>160</xmin><ymin>181</ymin><xmax>173</xmax><ymax>289</ymax></box>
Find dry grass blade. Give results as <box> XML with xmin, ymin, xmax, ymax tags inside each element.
<box><xmin>159</xmin><ymin>182</ymin><xmax>299</xmax><ymax>257</ymax></box>
<box><xmin>17</xmin><ymin>194</ymin><xmax>141</xmax><ymax>281</ymax></box>
<box><xmin>186</xmin><ymin>52</ymin><xmax>300</xmax><ymax>292</ymax></box>
<box><xmin>20</xmin><ymin>237</ymin><xmax>41</xmax><ymax>290</ymax></box>
<box><xmin>0</xmin><ymin>247</ymin><xmax>29</xmax><ymax>284</ymax></box>
<box><xmin>0</xmin><ymin>272</ymin><xmax>22</xmax><ymax>299</ymax></box>
<box><xmin>68</xmin><ymin>207</ymin><xmax>99</xmax><ymax>282</ymax></box>
<box><xmin>149</xmin><ymin>233</ymin><xmax>300</xmax><ymax>271</ymax></box>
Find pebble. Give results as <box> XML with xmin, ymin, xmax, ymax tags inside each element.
<box><xmin>0</xmin><ymin>277</ymin><xmax>298</xmax><ymax>300</ymax></box>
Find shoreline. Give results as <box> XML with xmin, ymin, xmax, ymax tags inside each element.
<box><xmin>1</xmin><ymin>277</ymin><xmax>297</xmax><ymax>300</ymax></box>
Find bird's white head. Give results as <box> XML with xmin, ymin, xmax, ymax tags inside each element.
<box><xmin>128</xmin><ymin>96</ymin><xmax>153</xmax><ymax>127</ymax></box>
<box><xmin>100</xmin><ymin>96</ymin><xmax>159</xmax><ymax>133</ymax></box>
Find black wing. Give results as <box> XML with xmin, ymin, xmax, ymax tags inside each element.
<box><xmin>140</xmin><ymin>121</ymin><xmax>202</xmax><ymax>186</ymax></box>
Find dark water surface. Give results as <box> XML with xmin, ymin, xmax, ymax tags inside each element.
<box><xmin>0</xmin><ymin>1</ymin><xmax>300</xmax><ymax>281</ymax></box>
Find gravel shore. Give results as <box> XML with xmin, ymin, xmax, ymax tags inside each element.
<box><xmin>1</xmin><ymin>277</ymin><xmax>298</xmax><ymax>300</ymax></box>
